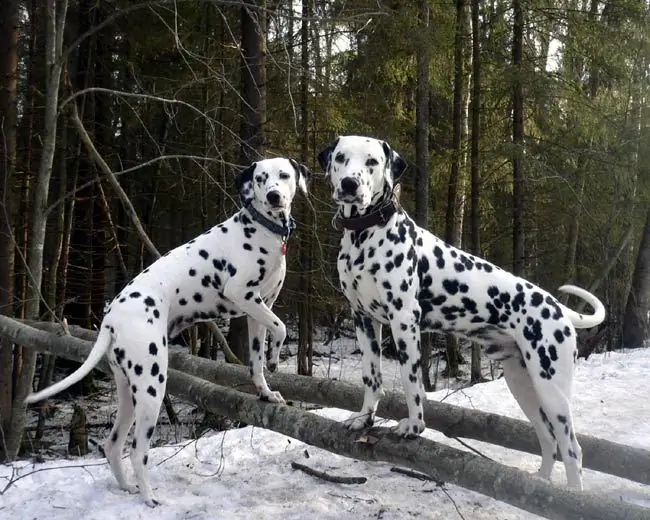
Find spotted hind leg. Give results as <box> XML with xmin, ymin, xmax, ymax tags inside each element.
<box><xmin>103</xmin><ymin>366</ymin><xmax>137</xmax><ymax>494</ymax></box>
<box><xmin>502</xmin><ymin>356</ymin><xmax>558</xmax><ymax>480</ymax></box>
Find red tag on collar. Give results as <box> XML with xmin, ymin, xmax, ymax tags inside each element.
<box><xmin>281</xmin><ymin>239</ymin><xmax>288</xmax><ymax>255</ymax></box>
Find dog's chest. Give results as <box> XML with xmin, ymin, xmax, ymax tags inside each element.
<box><xmin>337</xmin><ymin>229</ymin><xmax>394</xmax><ymax>319</ymax></box>
<box><xmin>107</xmin><ymin>214</ymin><xmax>286</xmax><ymax>338</ymax></box>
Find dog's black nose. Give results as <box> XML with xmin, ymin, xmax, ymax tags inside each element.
<box><xmin>266</xmin><ymin>190</ymin><xmax>282</xmax><ymax>206</ymax></box>
<box><xmin>340</xmin><ymin>177</ymin><xmax>359</xmax><ymax>195</ymax></box>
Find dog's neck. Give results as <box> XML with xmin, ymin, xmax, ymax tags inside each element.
<box><xmin>243</xmin><ymin>198</ymin><xmax>296</xmax><ymax>240</ymax></box>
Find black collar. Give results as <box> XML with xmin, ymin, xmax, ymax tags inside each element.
<box><xmin>333</xmin><ymin>197</ymin><xmax>400</xmax><ymax>232</ymax></box>
<box><xmin>245</xmin><ymin>201</ymin><xmax>296</xmax><ymax>238</ymax></box>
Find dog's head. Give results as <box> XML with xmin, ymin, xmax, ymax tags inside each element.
<box><xmin>317</xmin><ymin>135</ymin><xmax>407</xmax><ymax>210</ymax></box>
<box><xmin>236</xmin><ymin>157</ymin><xmax>310</xmax><ymax>214</ymax></box>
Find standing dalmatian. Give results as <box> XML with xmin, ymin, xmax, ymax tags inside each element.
<box><xmin>25</xmin><ymin>157</ymin><xmax>309</xmax><ymax>506</ymax></box>
<box><xmin>318</xmin><ymin>135</ymin><xmax>605</xmax><ymax>490</ymax></box>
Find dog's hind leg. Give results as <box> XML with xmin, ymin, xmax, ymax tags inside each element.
<box><xmin>502</xmin><ymin>356</ymin><xmax>559</xmax><ymax>481</ymax></box>
<box><xmin>344</xmin><ymin>312</ymin><xmax>383</xmax><ymax>431</ymax></box>
<box><xmin>128</xmin><ymin>340</ymin><xmax>168</xmax><ymax>507</ymax></box>
<box><xmin>103</xmin><ymin>367</ymin><xmax>137</xmax><ymax>494</ymax></box>
<box><xmin>129</xmin><ymin>382</ymin><xmax>165</xmax><ymax>507</ymax></box>
<box><xmin>524</xmin><ymin>346</ymin><xmax>583</xmax><ymax>490</ymax></box>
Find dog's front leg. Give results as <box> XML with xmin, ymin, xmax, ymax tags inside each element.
<box><xmin>345</xmin><ymin>311</ymin><xmax>383</xmax><ymax>431</ymax></box>
<box><xmin>388</xmin><ymin>312</ymin><xmax>426</xmax><ymax>437</ymax></box>
<box><xmin>225</xmin><ymin>285</ymin><xmax>286</xmax><ymax>403</ymax></box>
<box><xmin>246</xmin><ymin>316</ymin><xmax>284</xmax><ymax>403</ymax></box>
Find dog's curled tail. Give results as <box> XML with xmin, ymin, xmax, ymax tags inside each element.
<box><xmin>24</xmin><ymin>326</ymin><xmax>113</xmax><ymax>404</ymax></box>
<box><xmin>557</xmin><ymin>284</ymin><xmax>606</xmax><ymax>329</ymax></box>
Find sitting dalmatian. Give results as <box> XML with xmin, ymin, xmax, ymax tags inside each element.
<box><xmin>317</xmin><ymin>135</ymin><xmax>605</xmax><ymax>490</ymax></box>
<box><xmin>25</xmin><ymin>157</ymin><xmax>309</xmax><ymax>506</ymax></box>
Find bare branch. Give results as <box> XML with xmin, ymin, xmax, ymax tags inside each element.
<box><xmin>290</xmin><ymin>461</ymin><xmax>367</xmax><ymax>484</ymax></box>
<box><xmin>68</xmin><ymin>99</ymin><xmax>241</xmax><ymax>364</ymax></box>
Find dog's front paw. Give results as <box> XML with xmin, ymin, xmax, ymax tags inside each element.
<box><xmin>396</xmin><ymin>417</ymin><xmax>425</xmax><ymax>438</ymax></box>
<box><xmin>344</xmin><ymin>411</ymin><xmax>375</xmax><ymax>431</ymax></box>
<box><xmin>144</xmin><ymin>497</ymin><xmax>162</xmax><ymax>508</ymax></box>
<box><xmin>259</xmin><ymin>390</ymin><xmax>285</xmax><ymax>404</ymax></box>
<box><xmin>120</xmin><ymin>483</ymin><xmax>139</xmax><ymax>495</ymax></box>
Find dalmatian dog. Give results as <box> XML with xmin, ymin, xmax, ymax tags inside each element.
<box><xmin>25</xmin><ymin>157</ymin><xmax>309</xmax><ymax>506</ymax></box>
<box><xmin>318</xmin><ymin>135</ymin><xmax>605</xmax><ymax>490</ymax></box>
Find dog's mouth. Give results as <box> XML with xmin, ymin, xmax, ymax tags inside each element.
<box><xmin>334</xmin><ymin>191</ymin><xmax>361</xmax><ymax>204</ymax></box>
<box><xmin>265</xmin><ymin>202</ymin><xmax>287</xmax><ymax>212</ymax></box>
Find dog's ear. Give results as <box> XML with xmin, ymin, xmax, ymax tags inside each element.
<box><xmin>391</xmin><ymin>151</ymin><xmax>407</xmax><ymax>181</ymax></box>
<box><xmin>381</xmin><ymin>141</ymin><xmax>407</xmax><ymax>183</ymax></box>
<box><xmin>317</xmin><ymin>137</ymin><xmax>340</xmax><ymax>176</ymax></box>
<box><xmin>235</xmin><ymin>162</ymin><xmax>256</xmax><ymax>203</ymax></box>
<box><xmin>289</xmin><ymin>158</ymin><xmax>310</xmax><ymax>195</ymax></box>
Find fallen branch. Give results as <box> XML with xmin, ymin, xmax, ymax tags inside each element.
<box><xmin>3</xmin><ymin>318</ymin><xmax>650</xmax><ymax>519</ymax></box>
<box><xmin>15</xmin><ymin>317</ymin><xmax>650</xmax><ymax>489</ymax></box>
<box><xmin>290</xmin><ymin>461</ymin><xmax>367</xmax><ymax>484</ymax></box>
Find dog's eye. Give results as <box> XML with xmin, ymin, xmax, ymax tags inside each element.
<box><xmin>255</xmin><ymin>176</ymin><xmax>263</xmax><ymax>183</ymax></box>
<box><xmin>335</xmin><ymin>153</ymin><xmax>345</xmax><ymax>164</ymax></box>
<box><xmin>366</xmin><ymin>158</ymin><xmax>379</xmax><ymax>167</ymax></box>
<box><xmin>279</xmin><ymin>172</ymin><xmax>291</xmax><ymax>180</ymax></box>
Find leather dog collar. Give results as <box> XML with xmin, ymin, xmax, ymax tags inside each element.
<box><xmin>245</xmin><ymin>201</ymin><xmax>296</xmax><ymax>239</ymax></box>
<box><xmin>333</xmin><ymin>198</ymin><xmax>400</xmax><ymax>232</ymax></box>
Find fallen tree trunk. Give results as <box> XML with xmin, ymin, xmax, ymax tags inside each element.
<box><xmin>4</xmin><ymin>320</ymin><xmax>649</xmax><ymax>519</ymax></box>
<box><xmin>9</xmin><ymin>317</ymin><xmax>650</xmax><ymax>489</ymax></box>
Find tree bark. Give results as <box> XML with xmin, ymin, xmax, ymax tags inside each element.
<box><xmin>511</xmin><ymin>0</ymin><xmax>525</xmax><ymax>276</ymax></box>
<box><xmin>296</xmin><ymin>0</ymin><xmax>313</xmax><ymax>376</ymax></box>
<box><xmin>230</xmin><ymin>0</ymin><xmax>268</xmax><ymax>365</ymax></box>
<box><xmin>5</xmin><ymin>0</ymin><xmax>69</xmax><ymax>461</ymax></box>
<box><xmin>4</xmin><ymin>318</ymin><xmax>650</xmax><ymax>520</ymax></box>
<box><xmin>14</xmin><ymin>317</ymin><xmax>650</xmax><ymax>489</ymax></box>
<box><xmin>444</xmin><ymin>0</ymin><xmax>467</xmax><ymax>380</ymax></box>
<box><xmin>414</xmin><ymin>0</ymin><xmax>433</xmax><ymax>391</ymax></box>
<box><xmin>0</xmin><ymin>0</ymin><xmax>19</xmax><ymax>461</ymax></box>
<box><xmin>469</xmin><ymin>0</ymin><xmax>483</xmax><ymax>384</ymax></box>
<box><xmin>622</xmin><ymin>206</ymin><xmax>650</xmax><ymax>349</ymax></box>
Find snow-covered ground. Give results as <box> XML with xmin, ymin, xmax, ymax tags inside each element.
<box><xmin>2</xmin><ymin>333</ymin><xmax>650</xmax><ymax>519</ymax></box>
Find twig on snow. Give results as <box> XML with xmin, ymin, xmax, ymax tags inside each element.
<box><xmin>390</xmin><ymin>466</ymin><xmax>444</xmax><ymax>486</ymax></box>
<box><xmin>290</xmin><ymin>461</ymin><xmax>367</xmax><ymax>484</ymax></box>
<box><xmin>0</xmin><ymin>460</ymin><xmax>108</xmax><ymax>495</ymax></box>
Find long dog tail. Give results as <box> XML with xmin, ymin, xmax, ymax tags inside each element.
<box><xmin>557</xmin><ymin>284</ymin><xmax>606</xmax><ymax>329</ymax></box>
<box><xmin>24</xmin><ymin>326</ymin><xmax>113</xmax><ymax>404</ymax></box>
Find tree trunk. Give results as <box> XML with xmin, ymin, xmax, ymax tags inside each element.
<box><xmin>621</xmin><ymin>206</ymin><xmax>650</xmax><ymax>349</ymax></box>
<box><xmin>444</xmin><ymin>0</ymin><xmax>467</xmax><ymax>380</ymax></box>
<box><xmin>5</xmin><ymin>0</ymin><xmax>69</xmax><ymax>460</ymax></box>
<box><xmin>17</xmin><ymin>316</ymin><xmax>650</xmax><ymax>489</ymax></box>
<box><xmin>469</xmin><ymin>0</ymin><xmax>483</xmax><ymax>385</ymax></box>
<box><xmin>0</xmin><ymin>0</ymin><xmax>19</xmax><ymax>462</ymax></box>
<box><xmin>230</xmin><ymin>0</ymin><xmax>268</xmax><ymax>365</ymax></box>
<box><xmin>414</xmin><ymin>0</ymin><xmax>433</xmax><ymax>391</ymax></box>
<box><xmin>511</xmin><ymin>0</ymin><xmax>525</xmax><ymax>276</ymax></box>
<box><xmin>297</xmin><ymin>0</ymin><xmax>313</xmax><ymax>376</ymax></box>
